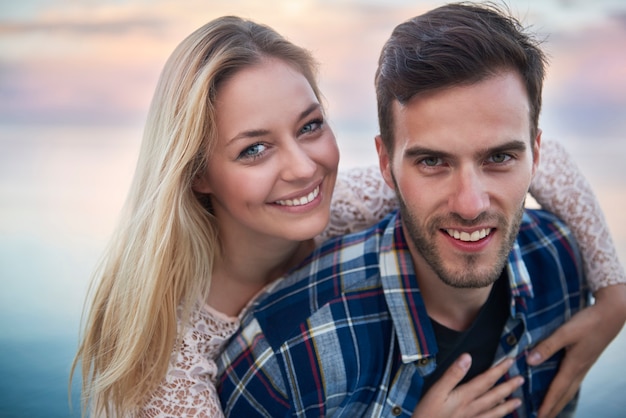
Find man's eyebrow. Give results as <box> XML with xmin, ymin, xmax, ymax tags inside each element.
<box><xmin>476</xmin><ymin>139</ymin><xmax>529</xmax><ymax>159</ymax></box>
<box><xmin>404</xmin><ymin>146</ymin><xmax>453</xmax><ymax>160</ymax></box>
<box><xmin>480</xmin><ymin>140</ymin><xmax>528</xmax><ymax>157</ymax></box>
<box><xmin>228</xmin><ymin>103</ymin><xmax>321</xmax><ymax>144</ymax></box>
<box><xmin>404</xmin><ymin>140</ymin><xmax>528</xmax><ymax>160</ymax></box>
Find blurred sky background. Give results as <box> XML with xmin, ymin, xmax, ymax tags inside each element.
<box><xmin>1</xmin><ymin>0</ymin><xmax>625</xmax><ymax>416</ymax></box>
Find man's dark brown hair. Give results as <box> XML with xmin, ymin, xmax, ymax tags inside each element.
<box><xmin>375</xmin><ymin>2</ymin><xmax>547</xmax><ymax>152</ymax></box>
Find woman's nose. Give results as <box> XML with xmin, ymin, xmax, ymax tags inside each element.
<box><xmin>280</xmin><ymin>141</ymin><xmax>317</xmax><ymax>181</ymax></box>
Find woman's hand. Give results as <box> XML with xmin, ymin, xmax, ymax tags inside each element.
<box><xmin>527</xmin><ymin>284</ymin><xmax>626</xmax><ymax>418</ymax></box>
<box><xmin>412</xmin><ymin>354</ymin><xmax>523</xmax><ymax>418</ymax></box>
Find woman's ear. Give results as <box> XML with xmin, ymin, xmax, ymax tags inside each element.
<box><xmin>192</xmin><ymin>171</ymin><xmax>212</xmax><ymax>194</ymax></box>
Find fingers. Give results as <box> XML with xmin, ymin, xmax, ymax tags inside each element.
<box><xmin>413</xmin><ymin>355</ymin><xmax>523</xmax><ymax>418</ymax></box>
<box><xmin>529</xmin><ymin>285</ymin><xmax>626</xmax><ymax>367</ymax></box>
<box><xmin>536</xmin><ymin>357</ymin><xmax>585</xmax><ymax>418</ymax></box>
<box><xmin>459</xmin><ymin>357</ymin><xmax>515</xmax><ymax>400</ymax></box>
<box><xmin>465</xmin><ymin>375</ymin><xmax>524</xmax><ymax>417</ymax></box>
<box><xmin>432</xmin><ymin>353</ymin><xmax>472</xmax><ymax>394</ymax></box>
<box><xmin>410</xmin><ymin>355</ymin><xmax>473</xmax><ymax>418</ymax></box>
<box><xmin>537</xmin><ymin>381</ymin><xmax>579</xmax><ymax>418</ymax></box>
<box><xmin>476</xmin><ymin>398</ymin><xmax>522</xmax><ymax>418</ymax></box>
<box><xmin>412</xmin><ymin>355</ymin><xmax>520</xmax><ymax>418</ymax></box>
<box><xmin>527</xmin><ymin>319</ymin><xmax>579</xmax><ymax>366</ymax></box>
<box><xmin>451</xmin><ymin>357</ymin><xmax>523</xmax><ymax>417</ymax></box>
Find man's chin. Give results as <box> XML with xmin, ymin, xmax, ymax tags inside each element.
<box><xmin>436</xmin><ymin>258</ymin><xmax>503</xmax><ymax>289</ymax></box>
<box><xmin>439</xmin><ymin>274</ymin><xmax>499</xmax><ymax>289</ymax></box>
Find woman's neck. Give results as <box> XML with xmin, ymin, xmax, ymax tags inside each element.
<box><xmin>207</xmin><ymin>237</ymin><xmax>316</xmax><ymax>316</ymax></box>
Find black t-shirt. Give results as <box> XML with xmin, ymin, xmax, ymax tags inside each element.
<box><xmin>421</xmin><ymin>273</ymin><xmax>510</xmax><ymax>394</ymax></box>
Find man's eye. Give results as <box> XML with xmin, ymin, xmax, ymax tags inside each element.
<box><xmin>238</xmin><ymin>143</ymin><xmax>267</xmax><ymax>160</ymax></box>
<box><xmin>420</xmin><ymin>157</ymin><xmax>442</xmax><ymax>167</ymax></box>
<box><xmin>489</xmin><ymin>153</ymin><xmax>511</xmax><ymax>164</ymax></box>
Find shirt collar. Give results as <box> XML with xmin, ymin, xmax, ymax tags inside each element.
<box><xmin>379</xmin><ymin>212</ymin><xmax>438</xmax><ymax>363</ymax></box>
<box><xmin>505</xmin><ymin>237</ymin><xmax>535</xmax><ymax>315</ymax></box>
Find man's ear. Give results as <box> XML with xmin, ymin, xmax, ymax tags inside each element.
<box><xmin>531</xmin><ymin>129</ymin><xmax>542</xmax><ymax>177</ymax></box>
<box><xmin>375</xmin><ymin>135</ymin><xmax>395</xmax><ymax>189</ymax></box>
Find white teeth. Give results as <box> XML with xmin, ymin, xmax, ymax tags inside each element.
<box><xmin>445</xmin><ymin>228</ymin><xmax>491</xmax><ymax>242</ymax></box>
<box><xmin>276</xmin><ymin>186</ymin><xmax>319</xmax><ymax>207</ymax></box>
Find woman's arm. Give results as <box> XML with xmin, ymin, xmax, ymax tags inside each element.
<box><xmin>320</xmin><ymin>165</ymin><xmax>397</xmax><ymax>242</ymax></box>
<box><xmin>530</xmin><ymin>139</ymin><xmax>625</xmax><ymax>291</ymax></box>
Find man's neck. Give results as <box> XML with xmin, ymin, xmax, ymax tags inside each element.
<box><xmin>419</xmin><ymin>277</ymin><xmax>493</xmax><ymax>331</ymax></box>
<box><xmin>407</xmin><ymin>243</ymin><xmax>494</xmax><ymax>331</ymax></box>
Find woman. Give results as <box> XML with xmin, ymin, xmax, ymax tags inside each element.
<box><xmin>72</xmin><ymin>16</ymin><xmax>625</xmax><ymax>417</ymax></box>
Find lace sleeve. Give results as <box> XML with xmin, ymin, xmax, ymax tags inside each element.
<box><xmin>530</xmin><ymin>139</ymin><xmax>626</xmax><ymax>292</ymax></box>
<box><xmin>139</xmin><ymin>306</ymin><xmax>239</xmax><ymax>418</ymax></box>
<box><xmin>319</xmin><ymin>165</ymin><xmax>398</xmax><ymax>242</ymax></box>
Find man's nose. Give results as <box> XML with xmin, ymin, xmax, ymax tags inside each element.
<box><xmin>448</xmin><ymin>168</ymin><xmax>490</xmax><ymax>220</ymax></box>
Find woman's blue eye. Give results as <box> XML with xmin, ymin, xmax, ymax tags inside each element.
<box><xmin>300</xmin><ymin>119</ymin><xmax>323</xmax><ymax>135</ymax></box>
<box><xmin>239</xmin><ymin>143</ymin><xmax>267</xmax><ymax>160</ymax></box>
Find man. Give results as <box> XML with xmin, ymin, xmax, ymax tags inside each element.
<box><xmin>218</xmin><ymin>3</ymin><xmax>624</xmax><ymax>417</ymax></box>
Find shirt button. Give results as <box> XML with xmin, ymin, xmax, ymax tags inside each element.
<box><xmin>418</xmin><ymin>357</ymin><xmax>431</xmax><ymax>366</ymax></box>
<box><xmin>391</xmin><ymin>405</ymin><xmax>402</xmax><ymax>416</ymax></box>
<box><xmin>506</xmin><ymin>334</ymin><xmax>518</xmax><ymax>346</ymax></box>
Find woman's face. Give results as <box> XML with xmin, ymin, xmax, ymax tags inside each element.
<box><xmin>194</xmin><ymin>58</ymin><xmax>339</xmax><ymax>243</ymax></box>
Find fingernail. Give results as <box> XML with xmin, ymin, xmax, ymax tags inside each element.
<box><xmin>458</xmin><ymin>354</ymin><xmax>471</xmax><ymax>370</ymax></box>
<box><xmin>527</xmin><ymin>352</ymin><xmax>541</xmax><ymax>364</ymax></box>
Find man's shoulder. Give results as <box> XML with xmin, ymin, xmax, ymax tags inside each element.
<box><xmin>245</xmin><ymin>213</ymin><xmax>395</xmax><ymax>350</ymax></box>
<box><xmin>519</xmin><ymin>208</ymin><xmax>576</xmax><ymax>245</ymax></box>
<box><xmin>518</xmin><ymin>208</ymin><xmax>584</xmax><ymax>282</ymax></box>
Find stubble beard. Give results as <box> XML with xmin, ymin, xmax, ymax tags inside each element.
<box><xmin>397</xmin><ymin>197</ymin><xmax>525</xmax><ymax>289</ymax></box>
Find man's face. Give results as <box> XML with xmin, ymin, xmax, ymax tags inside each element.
<box><xmin>376</xmin><ymin>71</ymin><xmax>541</xmax><ymax>289</ymax></box>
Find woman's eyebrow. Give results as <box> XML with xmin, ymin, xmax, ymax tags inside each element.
<box><xmin>229</xmin><ymin>102</ymin><xmax>321</xmax><ymax>144</ymax></box>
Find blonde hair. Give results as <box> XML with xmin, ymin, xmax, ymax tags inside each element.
<box><xmin>71</xmin><ymin>16</ymin><xmax>320</xmax><ymax>416</ymax></box>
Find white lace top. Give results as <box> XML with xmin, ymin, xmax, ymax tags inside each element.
<box><xmin>140</xmin><ymin>139</ymin><xmax>625</xmax><ymax>417</ymax></box>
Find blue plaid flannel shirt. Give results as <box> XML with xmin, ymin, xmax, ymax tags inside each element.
<box><xmin>217</xmin><ymin>209</ymin><xmax>588</xmax><ymax>417</ymax></box>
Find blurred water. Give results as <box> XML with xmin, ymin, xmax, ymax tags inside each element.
<box><xmin>0</xmin><ymin>338</ymin><xmax>81</xmax><ymax>417</ymax></box>
<box><xmin>0</xmin><ymin>125</ymin><xmax>139</xmax><ymax>417</ymax></box>
<box><xmin>0</xmin><ymin>125</ymin><xmax>624</xmax><ymax>417</ymax></box>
